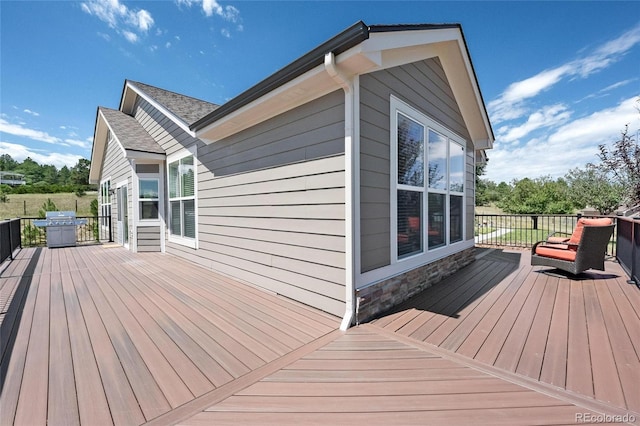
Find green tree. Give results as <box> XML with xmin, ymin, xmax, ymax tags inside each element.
<box><xmin>42</xmin><ymin>164</ymin><xmax>59</xmax><ymax>185</ymax></box>
<box><xmin>71</xmin><ymin>158</ymin><xmax>91</xmax><ymax>187</ymax></box>
<box><xmin>565</xmin><ymin>165</ymin><xmax>623</xmax><ymax>215</ymax></box>
<box><xmin>498</xmin><ymin>177</ymin><xmax>575</xmax><ymax>228</ymax></box>
<box><xmin>15</xmin><ymin>157</ymin><xmax>44</xmax><ymax>184</ymax></box>
<box><xmin>58</xmin><ymin>166</ymin><xmax>71</xmax><ymax>185</ymax></box>
<box><xmin>499</xmin><ymin>177</ymin><xmax>574</xmax><ymax>214</ymax></box>
<box><xmin>597</xmin><ymin>124</ymin><xmax>640</xmax><ymax>207</ymax></box>
<box><xmin>38</xmin><ymin>198</ymin><xmax>58</xmax><ymax>218</ymax></box>
<box><xmin>0</xmin><ymin>154</ymin><xmax>18</xmax><ymax>171</ymax></box>
<box><xmin>475</xmin><ymin>163</ymin><xmax>490</xmax><ymax>206</ymax></box>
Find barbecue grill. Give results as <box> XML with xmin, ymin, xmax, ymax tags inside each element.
<box><xmin>33</xmin><ymin>211</ymin><xmax>88</xmax><ymax>248</ymax></box>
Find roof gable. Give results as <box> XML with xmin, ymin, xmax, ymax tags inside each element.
<box><xmin>192</xmin><ymin>21</ymin><xmax>493</xmax><ymax>150</ymax></box>
<box><xmin>126</xmin><ymin>81</ymin><xmax>219</xmax><ymax>126</ymax></box>
<box><xmin>89</xmin><ymin>107</ymin><xmax>165</xmax><ymax>183</ymax></box>
<box><xmin>99</xmin><ymin>107</ymin><xmax>165</xmax><ymax>154</ymax></box>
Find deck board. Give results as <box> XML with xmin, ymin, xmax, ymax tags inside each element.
<box><xmin>183</xmin><ymin>327</ymin><xmax>617</xmax><ymax>426</ymax></box>
<box><xmin>0</xmin><ymin>245</ymin><xmax>340</xmax><ymax>425</ymax></box>
<box><xmin>373</xmin><ymin>248</ymin><xmax>640</xmax><ymax>417</ymax></box>
<box><xmin>2</xmin><ymin>245</ymin><xmax>638</xmax><ymax>425</ymax></box>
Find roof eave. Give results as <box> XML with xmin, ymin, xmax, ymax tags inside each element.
<box><xmin>194</xmin><ymin>22</ymin><xmax>493</xmax><ymax>149</ymax></box>
<box><xmin>191</xmin><ymin>20</ymin><xmax>370</xmax><ymax>132</ymax></box>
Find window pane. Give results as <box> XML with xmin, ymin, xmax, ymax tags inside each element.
<box><xmin>169</xmin><ymin>161</ymin><xmax>179</xmax><ymax>198</ymax></box>
<box><xmin>449</xmin><ymin>141</ymin><xmax>464</xmax><ymax>193</ymax></box>
<box><xmin>428</xmin><ymin>192</ymin><xmax>446</xmax><ymax>249</ymax></box>
<box><xmin>170</xmin><ymin>201</ymin><xmax>181</xmax><ymax>235</ymax></box>
<box><xmin>181</xmin><ymin>156</ymin><xmax>195</xmax><ymax>197</ymax></box>
<box><xmin>450</xmin><ymin>195</ymin><xmax>463</xmax><ymax>243</ymax></box>
<box><xmin>139</xmin><ymin>179</ymin><xmax>158</xmax><ymax>199</ymax></box>
<box><xmin>397</xmin><ymin>114</ymin><xmax>424</xmax><ymax>187</ymax></box>
<box><xmin>428</xmin><ymin>129</ymin><xmax>447</xmax><ymax>190</ymax></box>
<box><xmin>140</xmin><ymin>201</ymin><xmax>159</xmax><ymax>220</ymax></box>
<box><xmin>183</xmin><ymin>200</ymin><xmax>196</xmax><ymax>238</ymax></box>
<box><xmin>397</xmin><ymin>190</ymin><xmax>422</xmax><ymax>258</ymax></box>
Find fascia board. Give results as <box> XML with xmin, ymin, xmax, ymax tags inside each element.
<box><xmin>195</xmin><ymin>48</ymin><xmax>382</xmax><ymax>143</ymax></box>
<box><xmin>363</xmin><ymin>29</ymin><xmax>494</xmax><ymax>149</ymax></box>
<box><xmin>89</xmin><ymin>110</ymin><xmax>126</xmax><ymax>183</ymax></box>
<box><xmin>435</xmin><ymin>39</ymin><xmax>494</xmax><ymax>149</ymax></box>
<box><xmin>89</xmin><ymin>111</ymin><xmax>104</xmax><ymax>184</ymax></box>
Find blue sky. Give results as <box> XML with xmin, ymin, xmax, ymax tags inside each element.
<box><xmin>1</xmin><ymin>1</ymin><xmax>639</xmax><ymax>183</ymax></box>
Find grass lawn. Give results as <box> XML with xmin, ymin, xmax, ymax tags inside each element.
<box><xmin>0</xmin><ymin>192</ymin><xmax>97</xmax><ymax>219</ymax></box>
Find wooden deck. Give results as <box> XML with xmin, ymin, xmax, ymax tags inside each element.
<box><xmin>1</xmin><ymin>245</ymin><xmax>638</xmax><ymax>425</ymax></box>
<box><xmin>373</xmin><ymin>248</ymin><xmax>640</xmax><ymax>420</ymax></box>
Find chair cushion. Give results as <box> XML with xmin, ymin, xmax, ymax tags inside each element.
<box><xmin>547</xmin><ymin>236</ymin><xmax>570</xmax><ymax>244</ymax></box>
<box><xmin>567</xmin><ymin>217</ymin><xmax>612</xmax><ymax>245</ymax></box>
<box><xmin>535</xmin><ymin>245</ymin><xmax>577</xmax><ymax>261</ymax></box>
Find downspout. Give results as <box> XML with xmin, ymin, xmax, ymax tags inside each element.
<box><xmin>325</xmin><ymin>52</ymin><xmax>356</xmax><ymax>331</ymax></box>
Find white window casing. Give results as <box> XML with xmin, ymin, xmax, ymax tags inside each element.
<box><xmin>357</xmin><ymin>95</ymin><xmax>471</xmax><ymax>288</ymax></box>
<box><xmin>167</xmin><ymin>145</ymin><xmax>198</xmax><ymax>249</ymax></box>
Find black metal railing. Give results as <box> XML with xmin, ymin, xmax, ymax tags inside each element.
<box><xmin>20</xmin><ymin>216</ymin><xmax>112</xmax><ymax>247</ymax></box>
<box><xmin>475</xmin><ymin>214</ymin><xmax>617</xmax><ymax>256</ymax></box>
<box><xmin>616</xmin><ymin>216</ymin><xmax>640</xmax><ymax>286</ymax></box>
<box><xmin>0</xmin><ymin>218</ymin><xmax>21</xmax><ymax>264</ymax></box>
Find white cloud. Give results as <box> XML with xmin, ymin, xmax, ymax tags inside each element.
<box><xmin>220</xmin><ymin>28</ymin><xmax>231</xmax><ymax>38</ymax></box>
<box><xmin>123</xmin><ymin>31</ymin><xmax>138</xmax><ymax>43</ymax></box>
<box><xmin>497</xmin><ymin>104</ymin><xmax>572</xmax><ymax>143</ymax></box>
<box><xmin>176</xmin><ymin>0</ymin><xmax>241</xmax><ymax>24</ymax></box>
<box><xmin>23</xmin><ymin>109</ymin><xmax>40</xmax><ymax>117</ymax></box>
<box><xmin>0</xmin><ymin>118</ymin><xmax>61</xmax><ymax>145</ymax></box>
<box><xmin>64</xmin><ymin>138</ymin><xmax>89</xmax><ymax>149</ymax></box>
<box><xmin>485</xmin><ymin>97</ymin><xmax>640</xmax><ymax>183</ymax></box>
<box><xmin>0</xmin><ymin>141</ymin><xmax>83</xmax><ymax>169</ymax></box>
<box><xmin>81</xmin><ymin>0</ymin><xmax>154</xmax><ymax>43</ymax></box>
<box><xmin>132</xmin><ymin>9</ymin><xmax>154</xmax><ymax>31</ymax></box>
<box><xmin>489</xmin><ymin>23</ymin><xmax>640</xmax><ymax>124</ymax></box>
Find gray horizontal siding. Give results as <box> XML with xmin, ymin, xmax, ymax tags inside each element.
<box><xmin>359</xmin><ymin>57</ymin><xmax>473</xmax><ymax>273</ymax></box>
<box><xmin>134</xmin><ymin>97</ymin><xmax>202</xmax><ymax>156</ymax></box>
<box><xmin>100</xmin><ymin>137</ymin><xmax>130</xmax><ymax>244</ymax></box>
<box><xmin>196</xmin><ymin>155</ymin><xmax>346</xmax><ymax>317</ymax></box>
<box><xmin>134</xmin><ymin>90</ymin><xmax>347</xmax><ymax>316</ymax></box>
<box><xmin>197</xmin><ymin>90</ymin><xmax>344</xmax><ymax>178</ymax></box>
<box><xmin>137</xmin><ymin>226</ymin><xmax>161</xmax><ymax>252</ymax></box>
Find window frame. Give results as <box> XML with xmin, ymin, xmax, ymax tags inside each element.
<box><xmin>167</xmin><ymin>147</ymin><xmax>198</xmax><ymax>249</ymax></box>
<box><xmin>138</xmin><ymin>178</ymin><xmax>160</xmax><ymax>221</ymax></box>
<box><xmin>390</xmin><ymin>95</ymin><xmax>467</xmax><ymax>265</ymax></box>
<box><xmin>99</xmin><ymin>178</ymin><xmax>111</xmax><ymax>231</ymax></box>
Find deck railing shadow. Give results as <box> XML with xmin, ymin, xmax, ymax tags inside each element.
<box><xmin>0</xmin><ymin>248</ymin><xmax>42</xmax><ymax>394</ymax></box>
<box><xmin>376</xmin><ymin>248</ymin><xmax>522</xmax><ymax>320</ymax></box>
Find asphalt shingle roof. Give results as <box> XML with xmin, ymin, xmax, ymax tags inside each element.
<box><xmin>128</xmin><ymin>81</ymin><xmax>219</xmax><ymax>126</ymax></box>
<box><xmin>99</xmin><ymin>107</ymin><xmax>165</xmax><ymax>154</ymax></box>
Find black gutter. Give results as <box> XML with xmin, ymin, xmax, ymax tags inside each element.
<box><xmin>191</xmin><ymin>21</ymin><xmax>370</xmax><ymax>132</ymax></box>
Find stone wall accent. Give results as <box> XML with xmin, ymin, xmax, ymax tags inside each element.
<box><xmin>356</xmin><ymin>247</ymin><xmax>476</xmax><ymax>323</ymax></box>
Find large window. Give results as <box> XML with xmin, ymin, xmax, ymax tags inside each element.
<box><xmin>392</xmin><ymin>96</ymin><xmax>466</xmax><ymax>260</ymax></box>
<box><xmin>168</xmin><ymin>154</ymin><xmax>196</xmax><ymax>241</ymax></box>
<box><xmin>396</xmin><ymin>113</ymin><xmax>424</xmax><ymax>258</ymax></box>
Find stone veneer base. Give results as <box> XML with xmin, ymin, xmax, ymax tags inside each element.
<box><xmin>356</xmin><ymin>247</ymin><xmax>476</xmax><ymax>324</ymax></box>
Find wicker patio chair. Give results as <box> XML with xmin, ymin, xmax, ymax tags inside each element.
<box><xmin>531</xmin><ymin>218</ymin><xmax>614</xmax><ymax>275</ymax></box>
